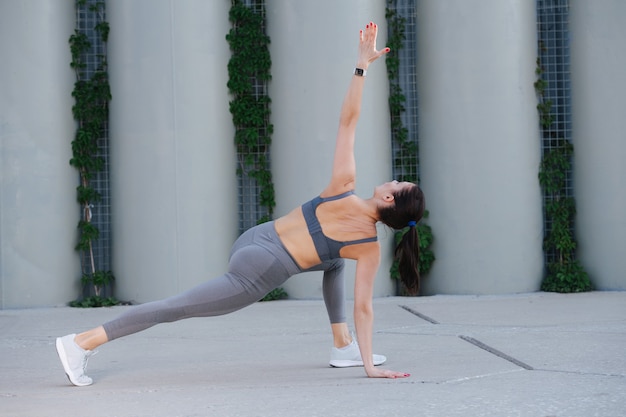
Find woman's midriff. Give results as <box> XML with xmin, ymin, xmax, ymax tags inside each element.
<box><xmin>273</xmin><ymin>208</ymin><xmax>322</xmax><ymax>270</ymax></box>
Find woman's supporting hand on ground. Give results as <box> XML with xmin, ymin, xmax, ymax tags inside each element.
<box><xmin>366</xmin><ymin>367</ymin><xmax>411</xmax><ymax>379</ymax></box>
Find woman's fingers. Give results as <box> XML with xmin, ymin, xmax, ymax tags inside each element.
<box><xmin>363</xmin><ymin>21</ymin><xmax>376</xmax><ymax>44</ymax></box>
<box><xmin>382</xmin><ymin>369</ymin><xmax>411</xmax><ymax>379</ymax></box>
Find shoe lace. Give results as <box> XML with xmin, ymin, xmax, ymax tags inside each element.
<box><xmin>81</xmin><ymin>350</ymin><xmax>97</xmax><ymax>373</ymax></box>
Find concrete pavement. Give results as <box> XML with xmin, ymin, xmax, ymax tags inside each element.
<box><xmin>1</xmin><ymin>291</ymin><xmax>625</xmax><ymax>417</ymax></box>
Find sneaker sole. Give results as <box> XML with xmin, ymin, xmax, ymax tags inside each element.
<box><xmin>329</xmin><ymin>359</ymin><xmax>366</xmax><ymax>368</ymax></box>
<box><xmin>329</xmin><ymin>358</ymin><xmax>387</xmax><ymax>368</ymax></box>
<box><xmin>55</xmin><ymin>338</ymin><xmax>92</xmax><ymax>387</ymax></box>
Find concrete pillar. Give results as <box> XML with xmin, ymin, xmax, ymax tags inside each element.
<box><xmin>571</xmin><ymin>0</ymin><xmax>626</xmax><ymax>290</ymax></box>
<box><xmin>417</xmin><ymin>0</ymin><xmax>544</xmax><ymax>294</ymax></box>
<box><xmin>266</xmin><ymin>0</ymin><xmax>396</xmax><ymax>298</ymax></box>
<box><xmin>107</xmin><ymin>0</ymin><xmax>236</xmax><ymax>302</ymax></box>
<box><xmin>0</xmin><ymin>1</ymin><xmax>78</xmax><ymax>307</ymax></box>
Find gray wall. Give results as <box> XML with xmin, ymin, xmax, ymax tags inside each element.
<box><xmin>571</xmin><ymin>0</ymin><xmax>626</xmax><ymax>290</ymax></box>
<box><xmin>1</xmin><ymin>1</ymin><xmax>624</xmax><ymax>308</ymax></box>
<box><xmin>0</xmin><ymin>1</ymin><xmax>79</xmax><ymax>308</ymax></box>
<box><xmin>417</xmin><ymin>0</ymin><xmax>545</xmax><ymax>294</ymax></box>
<box><xmin>107</xmin><ymin>0</ymin><xmax>238</xmax><ymax>303</ymax></box>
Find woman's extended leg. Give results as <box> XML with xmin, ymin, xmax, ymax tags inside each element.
<box><xmin>56</xmin><ymin>222</ymin><xmax>300</xmax><ymax>386</ymax></box>
<box><xmin>75</xmin><ymin>326</ymin><xmax>107</xmax><ymax>351</ymax></box>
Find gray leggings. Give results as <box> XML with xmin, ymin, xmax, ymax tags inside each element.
<box><xmin>103</xmin><ymin>221</ymin><xmax>346</xmax><ymax>341</ymax></box>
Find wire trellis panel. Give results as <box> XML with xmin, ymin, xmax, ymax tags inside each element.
<box><xmin>536</xmin><ymin>0</ymin><xmax>573</xmax><ymax>265</ymax></box>
<box><xmin>235</xmin><ymin>0</ymin><xmax>272</xmax><ymax>234</ymax></box>
<box><xmin>75</xmin><ymin>0</ymin><xmax>112</xmax><ymax>275</ymax></box>
<box><xmin>388</xmin><ymin>0</ymin><xmax>420</xmax><ymax>183</ymax></box>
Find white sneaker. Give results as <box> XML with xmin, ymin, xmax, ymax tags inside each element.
<box><xmin>55</xmin><ymin>334</ymin><xmax>97</xmax><ymax>386</ymax></box>
<box><xmin>329</xmin><ymin>339</ymin><xmax>387</xmax><ymax>368</ymax></box>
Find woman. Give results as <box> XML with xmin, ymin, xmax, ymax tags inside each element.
<box><xmin>56</xmin><ymin>21</ymin><xmax>425</xmax><ymax>386</ymax></box>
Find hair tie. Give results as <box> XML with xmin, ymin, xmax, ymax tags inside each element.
<box><xmin>407</xmin><ymin>220</ymin><xmax>417</xmax><ymax>227</ymax></box>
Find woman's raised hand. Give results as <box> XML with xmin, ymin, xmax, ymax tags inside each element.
<box><xmin>356</xmin><ymin>21</ymin><xmax>390</xmax><ymax>69</ymax></box>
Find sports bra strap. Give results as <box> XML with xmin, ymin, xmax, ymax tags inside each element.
<box><xmin>302</xmin><ymin>190</ymin><xmax>377</xmax><ymax>261</ymax></box>
<box><xmin>317</xmin><ymin>190</ymin><xmax>355</xmax><ymax>203</ymax></box>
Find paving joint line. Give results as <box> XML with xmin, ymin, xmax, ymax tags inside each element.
<box><xmin>532</xmin><ymin>368</ymin><xmax>626</xmax><ymax>378</ymax></box>
<box><xmin>399</xmin><ymin>305</ymin><xmax>439</xmax><ymax>324</ymax></box>
<box><xmin>459</xmin><ymin>335</ymin><xmax>534</xmax><ymax>370</ymax></box>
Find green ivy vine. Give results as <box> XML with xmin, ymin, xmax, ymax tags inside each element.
<box><xmin>226</xmin><ymin>0</ymin><xmax>275</xmax><ymax>224</ymax></box>
<box><xmin>385</xmin><ymin>6</ymin><xmax>415</xmax><ymax>183</ymax></box>
<box><xmin>386</xmin><ymin>2</ymin><xmax>435</xmax><ymax>295</ymax></box>
<box><xmin>535</xmin><ymin>57</ymin><xmax>592</xmax><ymax>293</ymax></box>
<box><xmin>227</xmin><ymin>1</ymin><xmax>285</xmax><ymax>300</ymax></box>
<box><xmin>68</xmin><ymin>0</ymin><xmax>116</xmax><ymax>307</ymax></box>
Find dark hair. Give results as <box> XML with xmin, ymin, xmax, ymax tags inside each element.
<box><xmin>378</xmin><ymin>185</ymin><xmax>426</xmax><ymax>294</ymax></box>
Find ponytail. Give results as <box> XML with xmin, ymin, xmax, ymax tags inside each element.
<box><xmin>396</xmin><ymin>224</ymin><xmax>420</xmax><ymax>294</ymax></box>
<box><xmin>378</xmin><ymin>185</ymin><xmax>425</xmax><ymax>295</ymax></box>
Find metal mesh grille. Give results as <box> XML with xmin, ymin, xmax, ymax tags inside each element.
<box><xmin>387</xmin><ymin>0</ymin><xmax>420</xmax><ymax>183</ymax></box>
<box><xmin>536</xmin><ymin>0</ymin><xmax>572</xmax><ymax>264</ymax></box>
<box><xmin>75</xmin><ymin>0</ymin><xmax>112</xmax><ymax>275</ymax></box>
<box><xmin>236</xmin><ymin>76</ymin><xmax>271</xmax><ymax>233</ymax></box>
<box><xmin>242</xmin><ymin>0</ymin><xmax>265</xmax><ymax>17</ymax></box>
<box><xmin>236</xmin><ymin>0</ymin><xmax>272</xmax><ymax>234</ymax></box>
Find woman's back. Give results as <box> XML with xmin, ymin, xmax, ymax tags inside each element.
<box><xmin>274</xmin><ymin>192</ymin><xmax>378</xmax><ymax>269</ymax></box>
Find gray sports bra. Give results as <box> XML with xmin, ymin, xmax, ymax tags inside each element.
<box><xmin>301</xmin><ymin>190</ymin><xmax>378</xmax><ymax>261</ymax></box>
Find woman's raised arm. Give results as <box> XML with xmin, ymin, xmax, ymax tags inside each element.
<box><xmin>324</xmin><ymin>22</ymin><xmax>390</xmax><ymax>196</ymax></box>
